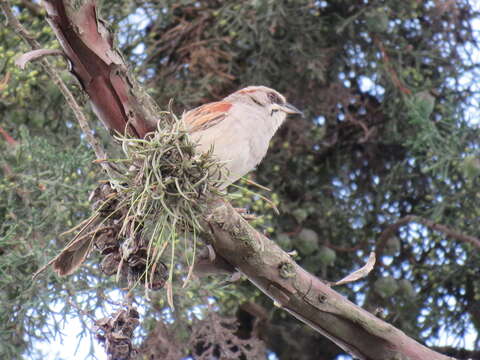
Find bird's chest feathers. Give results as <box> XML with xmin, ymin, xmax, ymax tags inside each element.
<box><xmin>188</xmin><ymin>105</ymin><xmax>283</xmax><ymax>181</ymax></box>
<box><xmin>239</xmin><ymin>108</ymin><xmax>280</xmax><ymax>163</ymax></box>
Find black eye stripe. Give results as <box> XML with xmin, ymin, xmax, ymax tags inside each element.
<box><xmin>249</xmin><ymin>95</ymin><xmax>263</xmax><ymax>106</ymax></box>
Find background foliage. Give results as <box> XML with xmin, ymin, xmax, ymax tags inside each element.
<box><xmin>1</xmin><ymin>0</ymin><xmax>479</xmax><ymax>359</ymax></box>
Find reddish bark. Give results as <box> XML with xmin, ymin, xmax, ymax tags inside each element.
<box><xmin>43</xmin><ymin>0</ymin><xmax>158</xmax><ymax>138</ymax></box>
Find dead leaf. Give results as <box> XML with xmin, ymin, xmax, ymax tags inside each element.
<box><xmin>332</xmin><ymin>252</ymin><xmax>376</xmax><ymax>286</ymax></box>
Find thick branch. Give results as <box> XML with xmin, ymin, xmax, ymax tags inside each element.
<box><xmin>204</xmin><ymin>198</ymin><xmax>454</xmax><ymax>360</ymax></box>
<box><xmin>41</xmin><ymin>0</ymin><xmax>159</xmax><ymax>138</ymax></box>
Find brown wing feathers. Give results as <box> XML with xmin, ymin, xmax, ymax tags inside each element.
<box><xmin>183</xmin><ymin>101</ymin><xmax>232</xmax><ymax>132</ymax></box>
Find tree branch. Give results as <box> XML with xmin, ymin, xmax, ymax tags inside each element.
<box><xmin>41</xmin><ymin>0</ymin><xmax>158</xmax><ymax>138</ymax></box>
<box><xmin>18</xmin><ymin>0</ymin><xmax>43</xmax><ymax>17</ymax></box>
<box><xmin>204</xmin><ymin>198</ymin><xmax>454</xmax><ymax>360</ymax></box>
<box><xmin>377</xmin><ymin>215</ymin><xmax>480</xmax><ymax>254</ymax></box>
<box><xmin>18</xmin><ymin>0</ymin><xmax>458</xmax><ymax>359</ymax></box>
<box><xmin>0</xmin><ymin>0</ymin><xmax>113</xmax><ymax>175</ymax></box>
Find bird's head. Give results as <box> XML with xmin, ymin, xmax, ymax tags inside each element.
<box><xmin>225</xmin><ymin>86</ymin><xmax>303</xmax><ymax>125</ymax></box>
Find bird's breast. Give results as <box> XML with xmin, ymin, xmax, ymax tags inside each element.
<box><xmin>186</xmin><ymin>105</ymin><xmax>277</xmax><ymax>186</ymax></box>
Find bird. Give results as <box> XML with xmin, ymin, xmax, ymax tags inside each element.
<box><xmin>183</xmin><ymin>85</ymin><xmax>302</xmax><ymax>187</ymax></box>
<box><xmin>49</xmin><ymin>86</ymin><xmax>301</xmax><ymax>277</ymax></box>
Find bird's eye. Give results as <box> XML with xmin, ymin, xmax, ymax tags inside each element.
<box><xmin>268</xmin><ymin>92</ymin><xmax>284</xmax><ymax>105</ymax></box>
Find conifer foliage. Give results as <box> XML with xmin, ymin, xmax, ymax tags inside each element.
<box><xmin>1</xmin><ymin>1</ymin><xmax>480</xmax><ymax>359</ymax></box>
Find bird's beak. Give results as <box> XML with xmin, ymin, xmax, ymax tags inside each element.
<box><xmin>281</xmin><ymin>103</ymin><xmax>304</xmax><ymax>117</ymax></box>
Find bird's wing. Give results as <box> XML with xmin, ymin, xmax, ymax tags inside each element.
<box><xmin>183</xmin><ymin>101</ymin><xmax>233</xmax><ymax>133</ymax></box>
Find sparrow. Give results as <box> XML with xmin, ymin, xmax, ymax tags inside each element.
<box><xmin>49</xmin><ymin>86</ymin><xmax>301</xmax><ymax>277</ymax></box>
<box><xmin>183</xmin><ymin>85</ymin><xmax>302</xmax><ymax>186</ymax></box>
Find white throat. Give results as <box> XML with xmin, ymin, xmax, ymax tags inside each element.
<box><xmin>267</xmin><ymin>109</ymin><xmax>288</xmax><ymax>136</ymax></box>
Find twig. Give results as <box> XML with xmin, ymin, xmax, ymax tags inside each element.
<box><xmin>230</xmin><ymin>183</ymin><xmax>279</xmax><ymax>214</ymax></box>
<box><xmin>377</xmin><ymin>215</ymin><xmax>480</xmax><ymax>252</ymax></box>
<box><xmin>0</xmin><ymin>71</ymin><xmax>11</xmax><ymax>91</ymax></box>
<box><xmin>18</xmin><ymin>0</ymin><xmax>43</xmax><ymax>17</ymax></box>
<box><xmin>335</xmin><ymin>6</ymin><xmax>371</xmax><ymax>35</ymax></box>
<box><xmin>0</xmin><ymin>125</ymin><xmax>18</xmax><ymax>146</ymax></box>
<box><xmin>0</xmin><ymin>1</ymin><xmax>114</xmax><ymax>177</ymax></box>
<box><xmin>374</xmin><ymin>36</ymin><xmax>412</xmax><ymax>95</ymax></box>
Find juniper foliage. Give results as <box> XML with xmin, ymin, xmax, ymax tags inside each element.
<box><xmin>1</xmin><ymin>0</ymin><xmax>480</xmax><ymax>359</ymax></box>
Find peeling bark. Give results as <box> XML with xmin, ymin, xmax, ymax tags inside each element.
<box><xmin>43</xmin><ymin>0</ymin><xmax>159</xmax><ymax>138</ymax></box>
